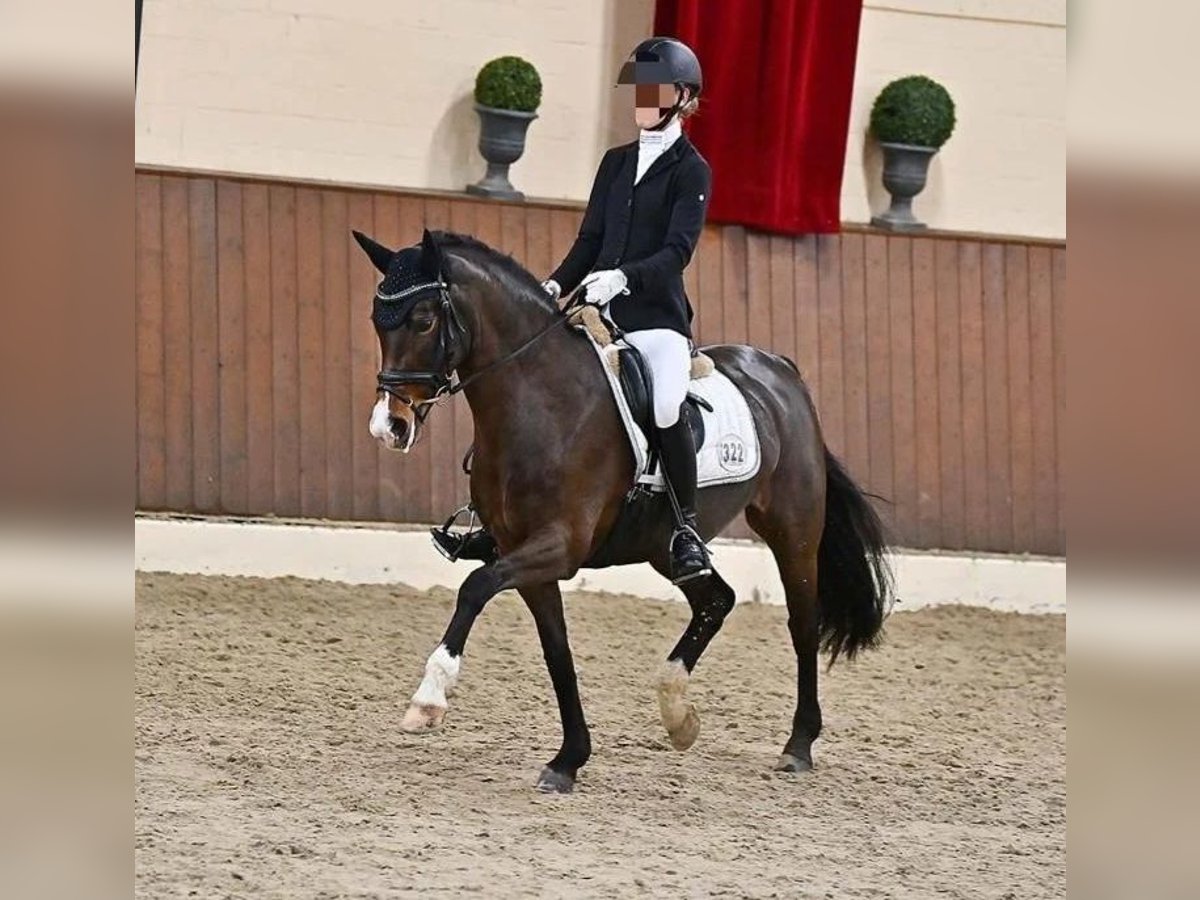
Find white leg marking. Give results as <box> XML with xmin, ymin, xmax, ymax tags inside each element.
<box><xmin>656</xmin><ymin>659</ymin><xmax>701</xmax><ymax>751</ymax></box>
<box><xmin>400</xmin><ymin>645</ymin><xmax>460</xmax><ymax>734</ymax></box>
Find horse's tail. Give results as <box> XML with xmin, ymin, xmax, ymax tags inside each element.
<box><xmin>817</xmin><ymin>448</ymin><xmax>893</xmax><ymax>665</ymax></box>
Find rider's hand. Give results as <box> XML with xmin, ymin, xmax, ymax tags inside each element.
<box><xmin>580</xmin><ymin>269</ymin><xmax>629</xmax><ymax>307</ymax></box>
<box><xmin>541</xmin><ymin>279</ymin><xmax>561</xmax><ymax>303</ymax></box>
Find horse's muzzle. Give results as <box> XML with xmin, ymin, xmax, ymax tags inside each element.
<box><xmin>369</xmin><ymin>396</ymin><xmax>420</xmax><ymax>452</ymax></box>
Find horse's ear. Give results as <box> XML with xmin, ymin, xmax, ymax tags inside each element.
<box><xmin>420</xmin><ymin>228</ymin><xmax>445</xmax><ymax>280</ymax></box>
<box><xmin>352</xmin><ymin>230</ymin><xmax>394</xmax><ymax>274</ymax></box>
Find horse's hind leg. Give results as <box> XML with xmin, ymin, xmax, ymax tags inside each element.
<box><xmin>653</xmin><ymin>564</ymin><xmax>736</xmax><ymax>751</ymax></box>
<box><xmin>746</xmin><ymin>505</ymin><xmax>823</xmax><ymax>773</ymax></box>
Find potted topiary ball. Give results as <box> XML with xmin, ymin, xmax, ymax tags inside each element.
<box><xmin>466</xmin><ymin>56</ymin><xmax>542</xmax><ymax>201</ymax></box>
<box><xmin>869</xmin><ymin>75</ymin><xmax>956</xmax><ymax>231</ymax></box>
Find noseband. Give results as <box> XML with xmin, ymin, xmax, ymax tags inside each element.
<box><xmin>376</xmin><ymin>285</ymin><xmax>583</xmax><ymax>421</ymax></box>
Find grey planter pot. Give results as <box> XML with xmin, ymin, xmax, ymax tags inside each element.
<box><xmin>466</xmin><ymin>104</ymin><xmax>537</xmax><ymax>201</ymax></box>
<box><xmin>871</xmin><ymin>142</ymin><xmax>937</xmax><ymax>231</ymax></box>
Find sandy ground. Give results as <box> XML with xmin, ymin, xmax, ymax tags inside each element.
<box><xmin>135</xmin><ymin>573</ymin><xmax>1064</xmax><ymax>899</ymax></box>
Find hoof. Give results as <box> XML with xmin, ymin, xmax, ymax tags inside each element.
<box><xmin>773</xmin><ymin>753</ymin><xmax>813</xmax><ymax>773</ymax></box>
<box><xmin>399</xmin><ymin>702</ymin><xmax>446</xmax><ymax>733</ymax></box>
<box><xmin>657</xmin><ymin>660</ymin><xmax>701</xmax><ymax>752</ymax></box>
<box><xmin>667</xmin><ymin>706</ymin><xmax>701</xmax><ymax>751</ymax></box>
<box><xmin>534</xmin><ymin>767</ymin><xmax>575</xmax><ymax>794</ymax></box>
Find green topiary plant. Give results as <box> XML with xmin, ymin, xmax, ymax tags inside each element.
<box><xmin>474</xmin><ymin>56</ymin><xmax>543</xmax><ymax>113</ymax></box>
<box><xmin>870</xmin><ymin>75</ymin><xmax>956</xmax><ymax>149</ymax></box>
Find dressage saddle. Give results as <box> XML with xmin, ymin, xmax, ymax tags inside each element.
<box><xmin>615</xmin><ymin>344</ymin><xmax>709</xmax><ymax>451</ymax></box>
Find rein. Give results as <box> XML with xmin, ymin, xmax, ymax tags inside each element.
<box><xmin>377</xmin><ymin>288</ymin><xmax>586</xmax><ymax>419</ymax></box>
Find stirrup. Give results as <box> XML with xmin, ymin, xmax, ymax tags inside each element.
<box><xmin>430</xmin><ymin>504</ymin><xmax>482</xmax><ymax>562</ymax></box>
<box><xmin>669</xmin><ymin>523</ymin><xmax>713</xmax><ymax>585</ymax></box>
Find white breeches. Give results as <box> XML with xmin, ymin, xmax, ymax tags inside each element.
<box><xmin>621</xmin><ymin>328</ymin><xmax>691</xmax><ymax>428</ymax></box>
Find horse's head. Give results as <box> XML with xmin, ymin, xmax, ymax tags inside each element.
<box><xmin>354</xmin><ymin>228</ymin><xmax>467</xmax><ymax>452</ymax></box>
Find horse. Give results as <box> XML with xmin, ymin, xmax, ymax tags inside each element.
<box><xmin>355</xmin><ymin>227</ymin><xmax>892</xmax><ymax>793</ymax></box>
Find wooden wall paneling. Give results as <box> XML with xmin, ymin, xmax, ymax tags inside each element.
<box><xmin>746</xmin><ymin>231</ymin><xmax>773</xmax><ymax>353</ymax></box>
<box><xmin>935</xmin><ymin>239</ymin><xmax>965</xmax><ymax>549</ymax></box>
<box><xmin>320</xmin><ymin>189</ymin><xmax>354</xmax><ymax>521</ymax></box>
<box><xmin>160</xmin><ymin>176</ymin><xmax>194</xmax><ymax>510</ymax></box>
<box><xmin>982</xmin><ymin>243</ymin><xmax>1013</xmax><ymax>550</ymax></box>
<box><xmin>1006</xmin><ymin>244</ymin><xmax>1035</xmax><ymax>551</ymax></box>
<box><xmin>268</xmin><ymin>185</ymin><xmax>301</xmax><ymax>516</ymax></box>
<box><xmin>242</xmin><ymin>183</ymin><xmax>274</xmax><ymax>512</ymax></box>
<box><xmin>524</xmin><ymin>203</ymin><xmax>552</xmax><ymax>282</ymax></box>
<box><xmin>1028</xmin><ymin>246</ymin><xmax>1058</xmax><ymax>553</ymax></box>
<box><xmin>886</xmin><ymin>237</ymin><xmax>917</xmax><ymax>544</ymax></box>
<box><xmin>839</xmin><ymin>231</ymin><xmax>870</xmax><ymax>486</ymax></box>
<box><xmin>135</xmin><ymin>175</ymin><xmax>166</xmax><ymax>508</ymax></box>
<box><xmin>911</xmin><ymin>237</ymin><xmax>941</xmax><ymax>547</ymax></box>
<box><xmin>816</xmin><ymin>234</ymin><xmax>845</xmax><ymax>455</ymax></box>
<box><xmin>863</xmin><ymin>234</ymin><xmax>894</xmax><ymax>511</ymax></box>
<box><xmin>189</xmin><ymin>179</ymin><xmax>221</xmax><ymax>513</ymax></box>
<box><xmin>216</xmin><ymin>180</ymin><xmax>248</xmax><ymax>514</ymax></box>
<box><xmin>296</xmin><ymin>187</ymin><xmax>327</xmax><ymax>517</ymax></box>
<box><xmin>695</xmin><ymin>225</ymin><xmax>723</xmax><ymax>346</ymax></box>
<box><xmin>767</xmin><ymin>235</ymin><xmax>797</xmax><ymax>368</ymax></box>
<box><xmin>793</xmin><ymin>235</ymin><xmax>820</xmax><ymax>396</ymax></box>
<box><xmin>1052</xmin><ymin>247</ymin><xmax>1066</xmax><ymax>552</ymax></box>
<box><xmin>721</xmin><ymin>226</ymin><xmax>749</xmax><ymax>346</ymax></box>
<box><xmin>958</xmin><ymin>241</ymin><xmax>989</xmax><ymax>549</ymax></box>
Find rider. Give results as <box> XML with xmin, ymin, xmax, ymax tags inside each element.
<box><xmin>433</xmin><ymin>36</ymin><xmax>712</xmax><ymax>584</ymax></box>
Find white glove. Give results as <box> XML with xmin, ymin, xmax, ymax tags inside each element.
<box><xmin>580</xmin><ymin>269</ymin><xmax>629</xmax><ymax>307</ymax></box>
<box><xmin>541</xmin><ymin>279</ymin><xmax>561</xmax><ymax>302</ymax></box>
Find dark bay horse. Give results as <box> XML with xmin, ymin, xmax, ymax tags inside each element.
<box><xmin>356</xmin><ymin>228</ymin><xmax>892</xmax><ymax>793</ymax></box>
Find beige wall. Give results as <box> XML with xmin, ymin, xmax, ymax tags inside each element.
<box><xmin>135</xmin><ymin>0</ymin><xmax>654</xmax><ymax>202</ymax></box>
<box><xmin>135</xmin><ymin>0</ymin><xmax>1064</xmax><ymax>239</ymax></box>
<box><xmin>847</xmin><ymin>0</ymin><xmax>1066</xmax><ymax>238</ymax></box>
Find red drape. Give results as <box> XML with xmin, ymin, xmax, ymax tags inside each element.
<box><xmin>655</xmin><ymin>0</ymin><xmax>863</xmax><ymax>234</ymax></box>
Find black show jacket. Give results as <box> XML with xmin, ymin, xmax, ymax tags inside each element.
<box><xmin>549</xmin><ymin>134</ymin><xmax>711</xmax><ymax>338</ymax></box>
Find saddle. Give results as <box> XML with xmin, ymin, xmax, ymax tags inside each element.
<box><xmin>616</xmin><ymin>345</ymin><xmax>709</xmax><ymax>450</ymax></box>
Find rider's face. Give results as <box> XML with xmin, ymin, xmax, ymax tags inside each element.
<box><xmin>634</xmin><ymin>83</ymin><xmax>679</xmax><ymax>128</ymax></box>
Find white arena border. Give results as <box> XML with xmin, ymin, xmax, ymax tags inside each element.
<box><xmin>135</xmin><ymin>514</ymin><xmax>1065</xmax><ymax>615</ymax></box>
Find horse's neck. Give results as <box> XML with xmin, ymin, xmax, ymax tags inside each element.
<box><xmin>457</xmin><ymin>298</ymin><xmax>600</xmax><ymax>447</ymax></box>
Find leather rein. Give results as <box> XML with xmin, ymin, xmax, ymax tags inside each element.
<box><xmin>376</xmin><ymin>286</ymin><xmax>586</xmax><ymax>423</ymax></box>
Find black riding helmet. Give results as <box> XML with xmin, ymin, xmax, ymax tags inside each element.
<box><xmin>617</xmin><ymin>36</ymin><xmax>702</xmax><ymax>129</ymax></box>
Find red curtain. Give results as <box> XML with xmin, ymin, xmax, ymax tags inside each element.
<box><xmin>655</xmin><ymin>0</ymin><xmax>863</xmax><ymax>234</ymax></box>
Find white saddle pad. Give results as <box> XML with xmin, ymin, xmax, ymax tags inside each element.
<box><xmin>583</xmin><ymin>334</ymin><xmax>761</xmax><ymax>491</ymax></box>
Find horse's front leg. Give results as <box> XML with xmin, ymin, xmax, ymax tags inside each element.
<box><xmin>518</xmin><ymin>582</ymin><xmax>591</xmax><ymax>794</ymax></box>
<box><xmin>399</xmin><ymin>529</ymin><xmax>579</xmax><ymax>740</ymax></box>
<box><xmin>400</xmin><ymin>563</ymin><xmax>506</xmax><ymax>733</ymax></box>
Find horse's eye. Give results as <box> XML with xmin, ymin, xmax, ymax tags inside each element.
<box><xmin>411</xmin><ymin>316</ymin><xmax>436</xmax><ymax>334</ymax></box>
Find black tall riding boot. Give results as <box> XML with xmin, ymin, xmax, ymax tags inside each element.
<box><xmin>657</xmin><ymin>417</ymin><xmax>712</xmax><ymax>584</ymax></box>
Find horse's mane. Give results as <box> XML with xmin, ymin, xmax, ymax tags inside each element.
<box><xmin>434</xmin><ymin>230</ymin><xmax>557</xmax><ymax>313</ymax></box>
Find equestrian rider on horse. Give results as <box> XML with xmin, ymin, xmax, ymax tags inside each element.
<box><xmin>433</xmin><ymin>36</ymin><xmax>713</xmax><ymax>585</ymax></box>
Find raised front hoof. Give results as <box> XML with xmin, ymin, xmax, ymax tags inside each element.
<box><xmin>773</xmin><ymin>752</ymin><xmax>814</xmax><ymax>774</ymax></box>
<box><xmin>399</xmin><ymin>702</ymin><xmax>446</xmax><ymax>734</ymax></box>
<box><xmin>534</xmin><ymin>767</ymin><xmax>575</xmax><ymax>794</ymax></box>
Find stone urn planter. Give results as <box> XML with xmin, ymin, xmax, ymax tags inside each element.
<box><xmin>868</xmin><ymin>75</ymin><xmax>956</xmax><ymax>231</ymax></box>
<box><xmin>871</xmin><ymin>142</ymin><xmax>937</xmax><ymax>231</ymax></box>
<box><xmin>467</xmin><ymin>105</ymin><xmax>538</xmax><ymax>201</ymax></box>
<box><xmin>466</xmin><ymin>55</ymin><xmax>542</xmax><ymax>202</ymax></box>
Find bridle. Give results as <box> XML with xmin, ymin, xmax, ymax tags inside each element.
<box><xmin>376</xmin><ymin>282</ymin><xmax>584</xmax><ymax>424</ymax></box>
